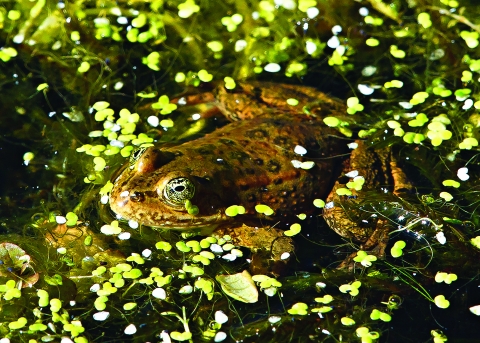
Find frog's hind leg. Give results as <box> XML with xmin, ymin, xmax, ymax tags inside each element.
<box><xmin>324</xmin><ymin>140</ymin><xmax>413</xmax><ymax>269</ymax></box>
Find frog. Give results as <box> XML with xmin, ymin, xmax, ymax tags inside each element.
<box><xmin>109</xmin><ymin>81</ymin><xmax>411</xmax><ymax>268</ymax></box>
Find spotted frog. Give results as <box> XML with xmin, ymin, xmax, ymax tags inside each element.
<box><xmin>109</xmin><ymin>82</ymin><xmax>411</xmax><ymax>261</ymax></box>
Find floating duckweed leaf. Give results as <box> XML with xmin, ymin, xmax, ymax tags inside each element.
<box><xmin>384</xmin><ymin>80</ymin><xmax>403</xmax><ymax>88</ymax></box>
<box><xmin>370</xmin><ymin>309</ymin><xmax>392</xmax><ymax>322</ymax></box>
<box><xmin>77</xmin><ymin>61</ymin><xmax>90</xmax><ymax>73</ymax></box>
<box><xmin>442</xmin><ymin>179</ymin><xmax>460</xmax><ymax>188</ymax></box>
<box><xmin>50</xmin><ymin>298</ymin><xmax>62</xmax><ymax>312</ymax></box>
<box><xmin>65</xmin><ymin>212</ymin><xmax>78</xmax><ymax>226</ymax></box>
<box><xmin>37</xmin><ymin>289</ymin><xmax>49</xmax><ymax>307</ymax></box>
<box><xmin>9</xmin><ymin>317</ymin><xmax>27</xmax><ymax>330</ymax></box>
<box><xmin>93</xmin><ymin>156</ymin><xmax>106</xmax><ymax>171</ymax></box>
<box><xmin>94</xmin><ymin>296</ymin><xmax>108</xmax><ymax>311</ymax></box>
<box><xmin>408</xmin><ymin>112</ymin><xmax>428</xmax><ymax>126</ymax></box>
<box><xmin>366</xmin><ymin>38</ymin><xmax>379</xmax><ymax>46</ymax></box>
<box><xmin>288</xmin><ymin>302</ymin><xmax>308</xmax><ymax>315</ymax></box>
<box><xmin>123</xmin><ymin>269</ymin><xmax>142</xmax><ymax>279</ymax></box>
<box><xmin>417</xmin><ymin>12</ymin><xmax>432</xmax><ymax>28</ymax></box>
<box><xmin>1</xmin><ymin>279</ymin><xmax>21</xmax><ymax>300</ymax></box>
<box><xmin>255</xmin><ymin>204</ymin><xmax>274</xmax><ymax>216</ymax></box>
<box><xmin>341</xmin><ymin>317</ymin><xmax>356</xmax><ymax>326</ymax></box>
<box><xmin>364</xmin><ymin>15</ymin><xmax>383</xmax><ymax>25</ymax></box>
<box><xmin>439</xmin><ymin>192</ymin><xmax>453</xmax><ymax>201</ymax></box>
<box><xmin>185</xmin><ymin>200</ymin><xmax>199</xmax><ymax>215</ymax></box>
<box><xmin>390</xmin><ymin>45</ymin><xmax>406</xmax><ymax>58</ymax></box>
<box><xmin>198</xmin><ymin>69</ymin><xmax>213</xmax><ymax>82</ymax></box>
<box><xmin>297</xmin><ymin>213</ymin><xmax>307</xmax><ymax>220</ymax></box>
<box><xmin>95</xmin><ymin>108</ymin><xmax>114</xmax><ymax>122</ymax></box>
<box><xmin>353</xmin><ymin>250</ymin><xmax>377</xmax><ymax>267</ymax></box>
<box><xmin>339</xmin><ymin>281</ymin><xmax>361</xmax><ymax>296</ymax></box>
<box><xmin>346</xmin><ymin>97</ymin><xmax>364</xmax><ymax>114</ymax></box>
<box><xmin>160</xmin><ymin>119</ymin><xmax>174</xmax><ymax>128</ymax></box>
<box><xmin>29</xmin><ymin>323</ymin><xmax>48</xmax><ymax>331</ymax></box>
<box><xmin>460</xmin><ymin>31</ymin><xmax>479</xmax><ymax>49</ymax></box>
<box><xmin>92</xmin><ymin>101</ymin><xmax>110</xmax><ymax>111</ymax></box>
<box><xmin>313</xmin><ymin>199</ymin><xmax>325</xmax><ymax>208</ymax></box>
<box><xmin>434</xmin><ymin>295</ymin><xmax>450</xmax><ymax>309</ymax></box>
<box><xmin>284</xmin><ymin>223</ymin><xmax>301</xmax><ymax>237</ymax></box>
<box><xmin>206</xmin><ymin>40</ymin><xmax>223</xmax><ymax>52</ymax></box>
<box><xmin>92</xmin><ymin>266</ymin><xmax>107</xmax><ymax>276</ymax></box>
<box><xmin>459</xmin><ymin>137</ymin><xmax>479</xmax><ymax>149</ymax></box>
<box><xmin>216</xmin><ymin>270</ymin><xmax>258</xmax><ymax>303</ymax></box>
<box><xmin>323</xmin><ymin>116</ymin><xmax>340</xmax><ymax>127</ymax></box>
<box><xmin>120</xmin><ymin>146</ymin><xmax>134</xmax><ymax>157</ymax></box>
<box><xmin>287</xmin><ymin>98</ymin><xmax>299</xmax><ymax>106</ymax></box>
<box><xmin>435</xmin><ymin>272</ymin><xmax>457</xmax><ymax>284</ymax></box>
<box><xmin>222</xmin><ymin>14</ymin><xmax>243</xmax><ymax>32</ymax></box>
<box><xmin>455</xmin><ymin>88</ymin><xmax>472</xmax><ymax>101</ymax></box>
<box><xmin>346</xmin><ymin>176</ymin><xmax>365</xmax><ymax>191</ymax></box>
<box><xmin>336</xmin><ymin>188</ymin><xmax>352</xmax><ymax>196</ymax></box>
<box><xmin>37</xmin><ymin>83</ymin><xmax>49</xmax><ymax>91</ymax></box>
<box><xmin>192</xmin><ymin>255</ymin><xmax>210</xmax><ymax>265</ymax></box>
<box><xmin>387</xmin><ymin>120</ymin><xmax>401</xmax><ymax>129</ymax></box>
<box><xmin>311</xmin><ymin>306</ymin><xmax>333</xmax><ymax>313</ymax></box>
<box><xmin>461</xmin><ymin>70</ymin><xmax>473</xmax><ymax>82</ymax></box>
<box><xmin>224</xmin><ymin>76</ymin><xmax>236</xmax><ymax>89</ymax></box>
<box><xmin>170</xmin><ymin>331</ymin><xmax>192</xmax><ymax>341</ymax></box>
<box><xmin>403</xmin><ymin>132</ymin><xmax>425</xmax><ymax>144</ymax></box>
<box><xmin>225</xmin><ymin>205</ymin><xmax>246</xmax><ymax>217</ymax></box>
<box><xmin>390</xmin><ymin>240</ymin><xmax>406</xmax><ymax>258</ymax></box>
<box><xmin>175</xmin><ymin>72</ymin><xmax>186</xmax><ymax>83</ymax></box>
<box><xmin>45</xmin><ymin>274</ymin><xmax>63</xmax><ymax>286</ymax></box>
<box><xmin>471</xmin><ymin>236</ymin><xmax>480</xmax><ymax>249</ymax></box>
<box><xmin>101</xmin><ymin>221</ymin><xmax>122</xmax><ymax>235</ymax></box>
<box><xmin>315</xmin><ymin>295</ymin><xmax>334</xmax><ymax>304</ymax></box>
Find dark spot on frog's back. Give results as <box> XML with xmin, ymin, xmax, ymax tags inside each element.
<box><xmin>219</xmin><ymin>138</ymin><xmax>236</xmax><ymax>146</ymax></box>
<box><xmin>267</xmin><ymin>160</ymin><xmax>281</xmax><ymax>173</ymax></box>
<box><xmin>273</xmin><ymin>136</ymin><xmax>289</xmax><ymax>145</ymax></box>
<box><xmin>196</xmin><ymin>144</ymin><xmax>216</xmax><ymax>155</ymax></box>
<box><xmin>245</xmin><ymin>128</ymin><xmax>269</xmax><ymax>139</ymax></box>
<box><xmin>229</xmin><ymin>150</ymin><xmax>250</xmax><ymax>161</ymax></box>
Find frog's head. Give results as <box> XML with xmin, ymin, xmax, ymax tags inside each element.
<box><xmin>109</xmin><ymin>147</ymin><xmax>230</xmax><ymax>231</ymax></box>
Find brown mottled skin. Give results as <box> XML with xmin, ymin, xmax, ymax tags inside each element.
<box><xmin>109</xmin><ymin>81</ymin><xmax>411</xmax><ymax>250</ymax></box>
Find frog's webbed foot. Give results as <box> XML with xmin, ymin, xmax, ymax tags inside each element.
<box><xmin>337</xmin><ymin>219</ymin><xmax>390</xmax><ymax>270</ymax></box>
<box><xmin>213</xmin><ymin>224</ymin><xmax>294</xmax><ymax>276</ymax></box>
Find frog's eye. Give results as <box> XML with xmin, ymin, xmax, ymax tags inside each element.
<box><xmin>163</xmin><ymin>177</ymin><xmax>195</xmax><ymax>206</ymax></box>
<box><xmin>129</xmin><ymin>147</ymin><xmax>147</xmax><ymax>167</ymax></box>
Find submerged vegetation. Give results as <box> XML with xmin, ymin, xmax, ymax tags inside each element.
<box><xmin>1</xmin><ymin>0</ymin><xmax>480</xmax><ymax>342</ymax></box>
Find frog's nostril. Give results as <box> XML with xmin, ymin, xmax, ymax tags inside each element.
<box><xmin>130</xmin><ymin>191</ymin><xmax>145</xmax><ymax>202</ymax></box>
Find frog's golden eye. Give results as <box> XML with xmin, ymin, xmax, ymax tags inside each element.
<box><xmin>129</xmin><ymin>147</ymin><xmax>147</xmax><ymax>167</ymax></box>
<box><xmin>163</xmin><ymin>177</ymin><xmax>195</xmax><ymax>206</ymax></box>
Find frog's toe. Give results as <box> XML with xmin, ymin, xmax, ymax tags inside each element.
<box><xmin>337</xmin><ymin>219</ymin><xmax>390</xmax><ymax>270</ymax></box>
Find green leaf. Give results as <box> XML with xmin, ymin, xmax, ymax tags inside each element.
<box><xmin>216</xmin><ymin>270</ymin><xmax>258</xmax><ymax>303</ymax></box>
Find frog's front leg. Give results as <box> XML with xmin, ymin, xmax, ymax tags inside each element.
<box><xmin>213</xmin><ymin>225</ymin><xmax>294</xmax><ymax>276</ymax></box>
<box><xmin>323</xmin><ymin>140</ymin><xmax>412</xmax><ymax>268</ymax></box>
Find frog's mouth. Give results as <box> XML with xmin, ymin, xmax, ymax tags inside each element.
<box><xmin>109</xmin><ymin>190</ymin><xmax>231</xmax><ymax>232</ymax></box>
